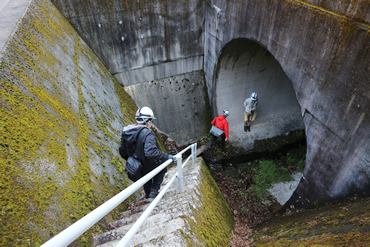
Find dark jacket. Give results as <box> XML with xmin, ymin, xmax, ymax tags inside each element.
<box><xmin>119</xmin><ymin>124</ymin><xmax>169</xmax><ymax>174</ymax></box>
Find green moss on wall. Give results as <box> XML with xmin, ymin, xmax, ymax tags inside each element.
<box><xmin>252</xmin><ymin>197</ymin><xmax>370</xmax><ymax>246</ymax></box>
<box><xmin>112</xmin><ymin>79</ymin><xmax>137</xmax><ymax>126</ymax></box>
<box><xmin>200</xmin><ymin>70</ymin><xmax>212</xmax><ymax>135</ymax></box>
<box><xmin>187</xmin><ymin>159</ymin><xmax>235</xmax><ymax>246</ymax></box>
<box><xmin>0</xmin><ymin>0</ymin><xmax>139</xmax><ymax>246</ymax></box>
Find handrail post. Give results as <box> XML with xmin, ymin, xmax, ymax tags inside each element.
<box><xmin>176</xmin><ymin>154</ymin><xmax>184</xmax><ymax>193</ymax></box>
<box><xmin>192</xmin><ymin>143</ymin><xmax>196</xmax><ymax>167</ymax></box>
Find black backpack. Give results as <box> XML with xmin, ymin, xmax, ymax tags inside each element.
<box><xmin>125</xmin><ymin>128</ymin><xmax>147</xmax><ymax>182</ymax></box>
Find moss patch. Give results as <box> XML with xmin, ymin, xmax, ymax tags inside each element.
<box><xmin>252</xmin><ymin>197</ymin><xmax>370</xmax><ymax>246</ymax></box>
<box><xmin>200</xmin><ymin>70</ymin><xmax>212</xmax><ymax>135</ymax></box>
<box><xmin>112</xmin><ymin>79</ymin><xmax>137</xmax><ymax>126</ymax></box>
<box><xmin>0</xmin><ymin>0</ymin><xmax>138</xmax><ymax>246</ymax></box>
<box><xmin>187</xmin><ymin>160</ymin><xmax>235</xmax><ymax>246</ymax></box>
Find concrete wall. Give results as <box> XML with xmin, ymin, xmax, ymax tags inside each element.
<box><xmin>51</xmin><ymin>0</ymin><xmax>211</xmax><ymax>144</ymax></box>
<box><xmin>0</xmin><ymin>0</ymin><xmax>138</xmax><ymax>245</ymax></box>
<box><xmin>124</xmin><ymin>71</ymin><xmax>209</xmax><ymax>146</ymax></box>
<box><xmin>204</xmin><ymin>0</ymin><xmax>370</xmax><ymax>206</ymax></box>
<box><xmin>303</xmin><ymin>0</ymin><xmax>370</xmax><ymax>23</ymax></box>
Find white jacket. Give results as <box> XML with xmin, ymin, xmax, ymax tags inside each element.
<box><xmin>244</xmin><ymin>98</ymin><xmax>258</xmax><ymax>113</ymax></box>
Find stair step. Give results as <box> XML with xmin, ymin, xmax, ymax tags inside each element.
<box><xmin>136</xmin><ymin>229</ymin><xmax>192</xmax><ymax>246</ymax></box>
<box><xmin>105</xmin><ymin>188</ymin><xmax>200</xmax><ymax>232</ymax></box>
<box><xmin>95</xmin><ymin>210</ymin><xmax>191</xmax><ymax>246</ymax></box>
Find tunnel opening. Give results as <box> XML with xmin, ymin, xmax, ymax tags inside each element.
<box><xmin>213</xmin><ymin>38</ymin><xmax>304</xmax><ymax>150</ymax></box>
<box><xmin>208</xmin><ymin>38</ymin><xmax>307</xmax><ymax>212</ymax></box>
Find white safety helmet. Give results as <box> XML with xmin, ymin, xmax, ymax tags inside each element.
<box><xmin>222</xmin><ymin>109</ymin><xmax>229</xmax><ymax>117</ymax></box>
<box><xmin>251</xmin><ymin>92</ymin><xmax>258</xmax><ymax>101</ymax></box>
<box><xmin>135</xmin><ymin>106</ymin><xmax>156</xmax><ymax>124</ymax></box>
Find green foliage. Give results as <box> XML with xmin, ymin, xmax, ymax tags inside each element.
<box><xmin>250</xmin><ymin>160</ymin><xmax>292</xmax><ymax>200</ymax></box>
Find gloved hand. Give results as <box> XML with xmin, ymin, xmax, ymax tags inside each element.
<box><xmin>168</xmin><ymin>155</ymin><xmax>176</xmax><ymax>163</ymax></box>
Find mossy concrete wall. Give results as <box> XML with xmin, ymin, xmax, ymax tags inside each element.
<box><xmin>204</xmin><ymin>0</ymin><xmax>370</xmax><ymax>207</ymax></box>
<box><xmin>188</xmin><ymin>158</ymin><xmax>235</xmax><ymax>246</ymax></box>
<box><xmin>0</xmin><ymin>0</ymin><xmax>138</xmax><ymax>246</ymax></box>
<box><xmin>50</xmin><ymin>0</ymin><xmax>210</xmax><ymax>145</ymax></box>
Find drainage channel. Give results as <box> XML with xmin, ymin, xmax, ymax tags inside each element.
<box><xmin>204</xmin><ymin>138</ymin><xmax>307</xmax><ymax>168</ymax></box>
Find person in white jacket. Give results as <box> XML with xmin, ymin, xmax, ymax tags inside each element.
<box><xmin>243</xmin><ymin>92</ymin><xmax>258</xmax><ymax>132</ymax></box>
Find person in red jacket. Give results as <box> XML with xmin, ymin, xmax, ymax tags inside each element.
<box><xmin>204</xmin><ymin>109</ymin><xmax>229</xmax><ymax>151</ymax></box>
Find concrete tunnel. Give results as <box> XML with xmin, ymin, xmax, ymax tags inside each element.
<box><xmin>213</xmin><ymin>38</ymin><xmax>304</xmax><ymax>150</ymax></box>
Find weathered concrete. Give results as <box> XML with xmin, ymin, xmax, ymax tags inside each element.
<box><xmin>302</xmin><ymin>0</ymin><xmax>370</xmax><ymax>24</ymax></box>
<box><xmin>50</xmin><ymin>0</ymin><xmax>210</xmax><ymax>144</ymax></box>
<box><xmin>124</xmin><ymin>71</ymin><xmax>209</xmax><ymax>146</ymax></box>
<box><xmin>93</xmin><ymin>158</ymin><xmax>234</xmax><ymax>247</ymax></box>
<box><xmin>266</xmin><ymin>172</ymin><xmax>303</xmax><ymax>207</ymax></box>
<box><xmin>0</xmin><ymin>0</ymin><xmax>138</xmax><ymax>245</ymax></box>
<box><xmin>204</xmin><ymin>0</ymin><xmax>370</xmax><ymax>207</ymax></box>
<box><xmin>0</xmin><ymin>0</ymin><xmax>30</xmax><ymax>53</ymax></box>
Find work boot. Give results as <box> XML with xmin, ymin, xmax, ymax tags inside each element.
<box><xmin>148</xmin><ymin>190</ymin><xmax>159</xmax><ymax>198</ymax></box>
<box><xmin>246</xmin><ymin>126</ymin><xmax>250</xmax><ymax>132</ymax></box>
<box><xmin>244</xmin><ymin>125</ymin><xmax>248</xmax><ymax>132</ymax></box>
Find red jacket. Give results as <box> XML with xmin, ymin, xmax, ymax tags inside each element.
<box><xmin>211</xmin><ymin>115</ymin><xmax>229</xmax><ymax>138</ymax></box>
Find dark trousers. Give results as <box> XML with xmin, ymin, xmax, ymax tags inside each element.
<box><xmin>143</xmin><ymin>168</ymin><xmax>166</xmax><ymax>196</ymax></box>
<box><xmin>204</xmin><ymin>134</ymin><xmax>225</xmax><ymax>151</ymax></box>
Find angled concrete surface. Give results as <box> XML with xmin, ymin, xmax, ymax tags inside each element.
<box><xmin>0</xmin><ymin>0</ymin><xmax>139</xmax><ymax>245</ymax></box>
<box><xmin>0</xmin><ymin>0</ymin><xmax>30</xmax><ymax>54</ymax></box>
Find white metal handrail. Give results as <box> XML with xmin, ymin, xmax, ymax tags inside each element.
<box><xmin>41</xmin><ymin>143</ymin><xmax>197</xmax><ymax>247</ymax></box>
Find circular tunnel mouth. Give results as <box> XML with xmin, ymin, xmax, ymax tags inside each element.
<box><xmin>214</xmin><ymin>38</ymin><xmax>305</xmax><ymax>150</ymax></box>
<box><xmin>210</xmin><ymin>38</ymin><xmax>307</xmax><ymax>210</ymax></box>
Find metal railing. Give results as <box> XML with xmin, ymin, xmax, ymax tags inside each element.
<box><xmin>41</xmin><ymin>143</ymin><xmax>197</xmax><ymax>247</ymax></box>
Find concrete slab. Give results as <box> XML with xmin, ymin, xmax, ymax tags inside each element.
<box><xmin>0</xmin><ymin>0</ymin><xmax>30</xmax><ymax>54</ymax></box>
<box><xmin>97</xmin><ymin>218</ymin><xmax>189</xmax><ymax>247</ymax></box>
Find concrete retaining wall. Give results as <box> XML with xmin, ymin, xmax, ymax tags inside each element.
<box><xmin>0</xmin><ymin>0</ymin><xmax>138</xmax><ymax>245</ymax></box>
<box><xmin>51</xmin><ymin>0</ymin><xmax>210</xmax><ymax>144</ymax></box>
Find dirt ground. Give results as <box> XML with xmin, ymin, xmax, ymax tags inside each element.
<box><xmin>210</xmin><ymin>165</ymin><xmax>272</xmax><ymax>246</ymax></box>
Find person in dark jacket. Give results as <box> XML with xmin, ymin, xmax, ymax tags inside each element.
<box><xmin>204</xmin><ymin>109</ymin><xmax>230</xmax><ymax>151</ymax></box>
<box><xmin>119</xmin><ymin>106</ymin><xmax>175</xmax><ymax>199</ymax></box>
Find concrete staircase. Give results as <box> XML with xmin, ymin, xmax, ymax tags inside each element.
<box><xmin>93</xmin><ymin>158</ymin><xmax>205</xmax><ymax>247</ymax></box>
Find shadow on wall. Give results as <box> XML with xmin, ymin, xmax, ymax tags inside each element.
<box><xmin>213</xmin><ymin>38</ymin><xmax>304</xmax><ymax>150</ymax></box>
